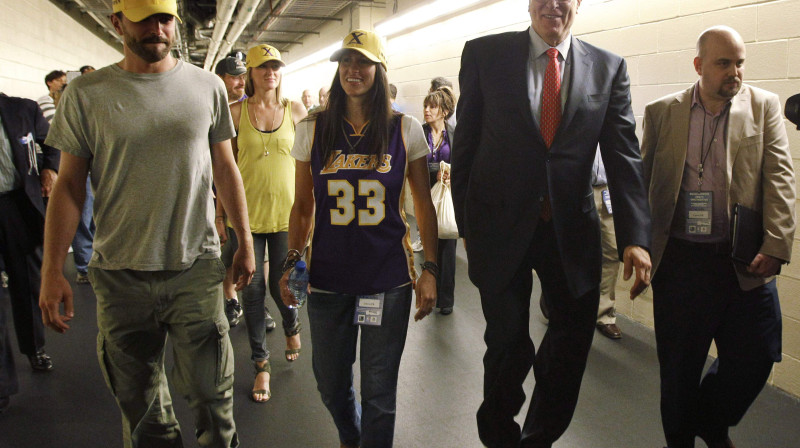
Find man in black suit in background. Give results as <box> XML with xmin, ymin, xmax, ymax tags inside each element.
<box><xmin>0</xmin><ymin>94</ymin><xmax>60</xmax><ymax>400</ymax></box>
<box><xmin>452</xmin><ymin>1</ymin><xmax>652</xmax><ymax>446</ymax></box>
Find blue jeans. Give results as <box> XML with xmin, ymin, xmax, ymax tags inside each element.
<box><xmin>241</xmin><ymin>232</ymin><xmax>298</xmax><ymax>362</ymax></box>
<box><xmin>307</xmin><ymin>285</ymin><xmax>413</xmax><ymax>448</ymax></box>
<box><xmin>71</xmin><ymin>176</ymin><xmax>94</xmax><ymax>274</ymax></box>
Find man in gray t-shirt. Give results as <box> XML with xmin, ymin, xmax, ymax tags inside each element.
<box><xmin>39</xmin><ymin>1</ymin><xmax>255</xmax><ymax>447</ymax></box>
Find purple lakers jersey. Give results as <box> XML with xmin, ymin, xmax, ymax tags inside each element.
<box><xmin>309</xmin><ymin>115</ymin><xmax>415</xmax><ymax>295</ymax></box>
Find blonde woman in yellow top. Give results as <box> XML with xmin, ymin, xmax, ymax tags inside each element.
<box><xmin>229</xmin><ymin>44</ymin><xmax>307</xmax><ymax>403</ymax></box>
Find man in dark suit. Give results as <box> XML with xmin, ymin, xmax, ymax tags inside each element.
<box><xmin>0</xmin><ymin>93</ymin><xmax>59</xmax><ymax>385</ymax></box>
<box><xmin>451</xmin><ymin>1</ymin><xmax>652</xmax><ymax>446</ymax></box>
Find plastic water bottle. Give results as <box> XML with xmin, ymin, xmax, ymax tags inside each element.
<box><xmin>288</xmin><ymin>261</ymin><xmax>309</xmax><ymax>309</ymax></box>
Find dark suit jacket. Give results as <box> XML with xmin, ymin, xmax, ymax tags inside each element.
<box><xmin>451</xmin><ymin>30</ymin><xmax>651</xmax><ymax>297</ymax></box>
<box><xmin>0</xmin><ymin>94</ymin><xmax>59</xmax><ymax>218</ymax></box>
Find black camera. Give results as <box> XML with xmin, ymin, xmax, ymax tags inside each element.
<box><xmin>786</xmin><ymin>94</ymin><xmax>800</xmax><ymax>130</ymax></box>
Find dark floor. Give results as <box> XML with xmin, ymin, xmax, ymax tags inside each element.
<box><xmin>1</xmin><ymin>246</ymin><xmax>799</xmax><ymax>447</ymax></box>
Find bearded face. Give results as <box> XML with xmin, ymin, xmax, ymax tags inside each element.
<box><xmin>116</xmin><ymin>13</ymin><xmax>176</xmax><ymax>64</ymax></box>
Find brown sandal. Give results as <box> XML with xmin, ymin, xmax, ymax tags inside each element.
<box><xmin>250</xmin><ymin>360</ymin><xmax>271</xmax><ymax>403</ymax></box>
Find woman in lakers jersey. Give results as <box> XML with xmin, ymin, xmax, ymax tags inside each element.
<box><xmin>280</xmin><ymin>30</ymin><xmax>439</xmax><ymax>448</ymax></box>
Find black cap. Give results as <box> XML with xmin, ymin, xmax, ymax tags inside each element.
<box><xmin>215</xmin><ymin>57</ymin><xmax>246</xmax><ymax>76</ymax></box>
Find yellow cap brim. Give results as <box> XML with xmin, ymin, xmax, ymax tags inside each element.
<box><xmin>122</xmin><ymin>8</ymin><xmax>182</xmax><ymax>23</ymax></box>
<box><xmin>330</xmin><ymin>48</ymin><xmax>386</xmax><ymax>71</ymax></box>
<box><xmin>246</xmin><ymin>58</ymin><xmax>286</xmax><ymax>69</ymax></box>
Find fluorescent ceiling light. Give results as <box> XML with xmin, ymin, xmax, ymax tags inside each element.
<box><xmin>375</xmin><ymin>0</ymin><xmax>483</xmax><ymax>37</ymax></box>
<box><xmin>284</xmin><ymin>42</ymin><xmax>340</xmax><ymax>74</ymax></box>
<box><xmin>284</xmin><ymin>0</ymin><xmax>483</xmax><ymax>74</ymax></box>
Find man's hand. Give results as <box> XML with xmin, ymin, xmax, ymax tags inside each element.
<box><xmin>39</xmin><ymin>274</ymin><xmax>74</xmax><ymax>333</ymax></box>
<box><xmin>231</xmin><ymin>246</ymin><xmax>255</xmax><ymax>291</ymax></box>
<box><xmin>413</xmin><ymin>271</ymin><xmax>437</xmax><ymax>321</ymax></box>
<box><xmin>748</xmin><ymin>253</ymin><xmax>782</xmax><ymax>277</ymax></box>
<box><xmin>623</xmin><ymin>245</ymin><xmax>651</xmax><ymax>299</ymax></box>
<box><xmin>40</xmin><ymin>169</ymin><xmax>57</xmax><ymax>197</ymax></box>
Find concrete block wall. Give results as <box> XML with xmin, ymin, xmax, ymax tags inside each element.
<box><xmin>0</xmin><ymin>0</ymin><xmax>122</xmax><ymax>100</ymax></box>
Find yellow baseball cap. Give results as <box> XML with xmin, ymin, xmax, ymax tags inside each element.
<box><xmin>330</xmin><ymin>29</ymin><xmax>387</xmax><ymax>71</ymax></box>
<box><xmin>246</xmin><ymin>44</ymin><xmax>285</xmax><ymax>68</ymax></box>
<box><xmin>112</xmin><ymin>0</ymin><xmax>182</xmax><ymax>23</ymax></box>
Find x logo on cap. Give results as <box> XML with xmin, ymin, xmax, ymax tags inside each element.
<box><xmin>348</xmin><ymin>32</ymin><xmax>365</xmax><ymax>45</ymax></box>
<box><xmin>263</xmin><ymin>47</ymin><xmax>275</xmax><ymax>57</ymax></box>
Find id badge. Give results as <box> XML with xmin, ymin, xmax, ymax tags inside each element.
<box><xmin>686</xmin><ymin>191</ymin><xmax>712</xmax><ymax>235</ymax></box>
<box><xmin>601</xmin><ymin>189</ymin><xmax>612</xmax><ymax>214</ymax></box>
<box><xmin>353</xmin><ymin>293</ymin><xmax>385</xmax><ymax>326</ymax></box>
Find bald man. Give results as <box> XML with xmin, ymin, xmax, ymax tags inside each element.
<box><xmin>642</xmin><ymin>26</ymin><xmax>794</xmax><ymax>448</ymax></box>
<box><xmin>301</xmin><ymin>89</ymin><xmax>315</xmax><ymax>110</ymax></box>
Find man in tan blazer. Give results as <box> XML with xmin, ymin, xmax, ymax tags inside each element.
<box><xmin>641</xmin><ymin>26</ymin><xmax>795</xmax><ymax>448</ymax></box>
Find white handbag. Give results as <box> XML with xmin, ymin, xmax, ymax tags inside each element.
<box><xmin>431</xmin><ymin>161</ymin><xmax>459</xmax><ymax>239</ymax></box>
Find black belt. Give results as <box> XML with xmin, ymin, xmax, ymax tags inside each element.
<box><xmin>669</xmin><ymin>237</ymin><xmax>730</xmax><ymax>256</ymax></box>
<box><xmin>0</xmin><ymin>189</ymin><xmax>18</xmax><ymax>199</ymax></box>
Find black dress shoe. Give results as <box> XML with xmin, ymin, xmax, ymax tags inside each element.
<box><xmin>29</xmin><ymin>349</ymin><xmax>54</xmax><ymax>372</ymax></box>
<box><xmin>439</xmin><ymin>307</ymin><xmax>453</xmax><ymax>315</ymax></box>
<box><xmin>0</xmin><ymin>395</ymin><xmax>9</xmax><ymax>413</ymax></box>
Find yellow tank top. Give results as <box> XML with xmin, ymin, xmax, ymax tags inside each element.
<box><xmin>236</xmin><ymin>98</ymin><xmax>296</xmax><ymax>234</ymax></box>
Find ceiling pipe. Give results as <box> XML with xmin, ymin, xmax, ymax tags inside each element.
<box><xmin>246</xmin><ymin>0</ymin><xmax>299</xmax><ymax>49</ymax></box>
<box><xmin>71</xmin><ymin>0</ymin><xmax>122</xmax><ymax>43</ymax></box>
<box><xmin>214</xmin><ymin>0</ymin><xmax>264</xmax><ymax>68</ymax></box>
<box><xmin>254</xmin><ymin>0</ymin><xmax>298</xmax><ymax>36</ymax></box>
<box><xmin>196</xmin><ymin>28</ymin><xmax>215</xmax><ymax>40</ymax></box>
<box><xmin>202</xmin><ymin>0</ymin><xmax>239</xmax><ymax>71</ymax></box>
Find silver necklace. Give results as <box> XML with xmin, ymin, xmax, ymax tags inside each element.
<box><xmin>253</xmin><ymin>101</ymin><xmax>281</xmax><ymax>156</ymax></box>
<box><xmin>341</xmin><ymin>120</ymin><xmax>369</xmax><ymax>153</ymax></box>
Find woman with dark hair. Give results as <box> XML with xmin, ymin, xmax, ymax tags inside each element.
<box><xmin>224</xmin><ymin>43</ymin><xmax>307</xmax><ymax>403</ymax></box>
<box><xmin>422</xmin><ymin>86</ymin><xmax>458</xmax><ymax>315</ymax></box>
<box><xmin>280</xmin><ymin>29</ymin><xmax>438</xmax><ymax>448</ymax></box>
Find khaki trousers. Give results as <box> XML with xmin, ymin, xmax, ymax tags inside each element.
<box><xmin>594</xmin><ymin>185</ymin><xmax>620</xmax><ymax>325</ymax></box>
<box><xmin>90</xmin><ymin>257</ymin><xmax>237</xmax><ymax>448</ymax></box>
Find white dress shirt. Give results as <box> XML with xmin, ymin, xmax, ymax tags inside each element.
<box><xmin>527</xmin><ymin>28</ymin><xmax>572</xmax><ymax>127</ymax></box>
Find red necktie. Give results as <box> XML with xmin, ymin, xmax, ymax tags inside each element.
<box><xmin>541</xmin><ymin>48</ymin><xmax>561</xmax><ymax>148</ymax></box>
<box><xmin>540</xmin><ymin>48</ymin><xmax>561</xmax><ymax>222</ymax></box>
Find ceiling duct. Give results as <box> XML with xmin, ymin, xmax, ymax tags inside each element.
<box><xmin>214</xmin><ymin>0</ymin><xmax>264</xmax><ymax>69</ymax></box>
<box><xmin>202</xmin><ymin>0</ymin><xmax>240</xmax><ymax>71</ymax></box>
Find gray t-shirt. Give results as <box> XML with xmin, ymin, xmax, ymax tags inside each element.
<box><xmin>46</xmin><ymin>61</ymin><xmax>236</xmax><ymax>271</ymax></box>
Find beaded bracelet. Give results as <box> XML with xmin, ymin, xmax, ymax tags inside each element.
<box><xmin>281</xmin><ymin>249</ymin><xmax>303</xmax><ymax>274</ymax></box>
<box><xmin>421</xmin><ymin>261</ymin><xmax>440</xmax><ymax>279</ymax></box>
